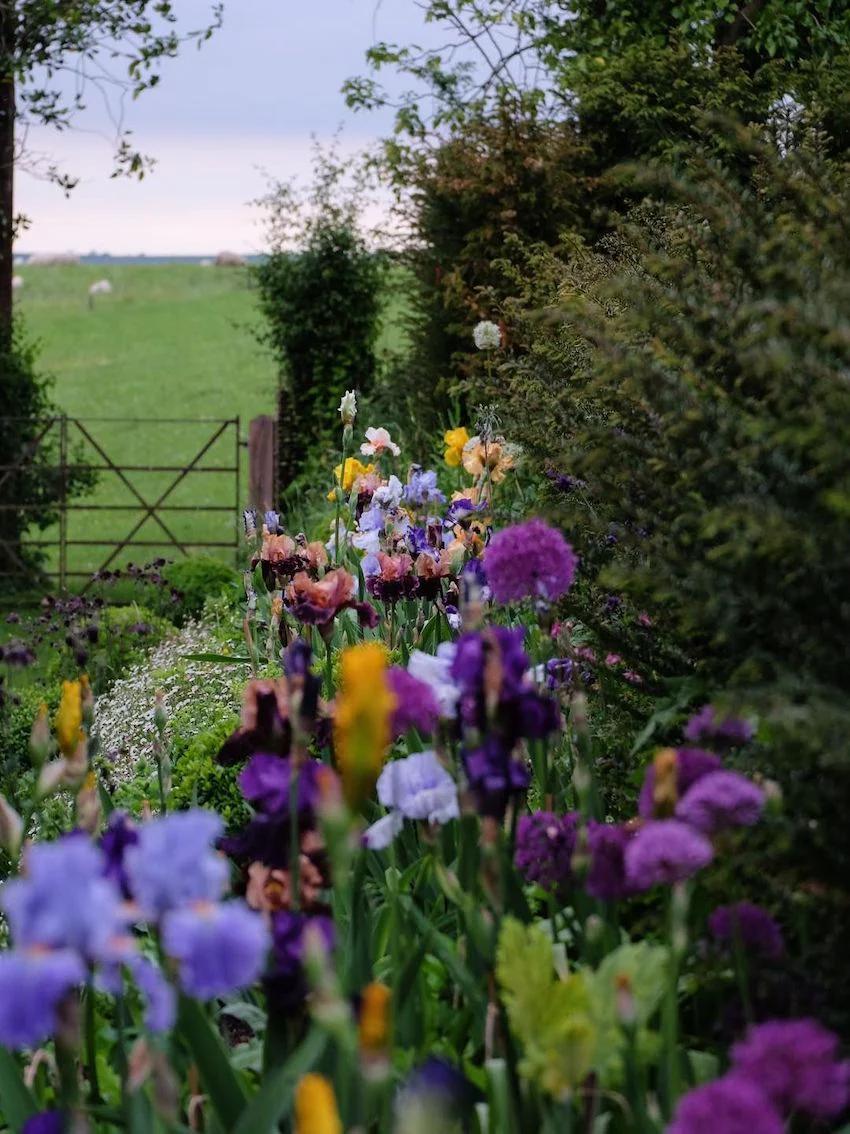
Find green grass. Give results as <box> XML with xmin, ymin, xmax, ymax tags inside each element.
<box><xmin>12</xmin><ymin>262</ymin><xmax>410</xmax><ymax>584</ymax></box>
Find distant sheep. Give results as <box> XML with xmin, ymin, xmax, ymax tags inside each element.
<box><xmin>88</xmin><ymin>279</ymin><xmax>113</xmax><ymax>309</ymax></box>
<box><xmin>11</xmin><ymin>275</ymin><xmax>23</xmax><ymax>291</ymax></box>
<box><xmin>214</xmin><ymin>251</ymin><xmax>247</xmax><ymax>268</ymax></box>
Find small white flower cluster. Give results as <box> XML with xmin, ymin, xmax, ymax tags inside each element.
<box><xmin>473</xmin><ymin>320</ymin><xmax>501</xmax><ymax>351</ymax></box>
<box><xmin>94</xmin><ymin>618</ymin><xmax>241</xmax><ymax>785</ymax></box>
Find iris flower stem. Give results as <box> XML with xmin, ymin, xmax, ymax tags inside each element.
<box><xmin>289</xmin><ymin>767</ymin><xmax>301</xmax><ymax>913</ymax></box>
<box><xmin>85</xmin><ymin>980</ymin><xmax>102</xmax><ymax>1104</ymax></box>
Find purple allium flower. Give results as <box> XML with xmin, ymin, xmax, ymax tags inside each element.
<box><xmin>669</xmin><ymin>1076</ymin><xmax>783</xmax><ymax>1134</ymax></box>
<box><xmin>462</xmin><ymin>737</ymin><xmax>530</xmax><ymax>819</ymax></box>
<box><xmin>161</xmin><ymin>901</ymin><xmax>269</xmax><ymax>999</ymax></box>
<box><xmin>515</xmin><ymin>811</ymin><xmax>578</xmax><ymax>897</ymax></box>
<box><xmin>0</xmin><ymin>949</ymin><xmax>85</xmax><ymax>1048</ymax></box>
<box><xmin>124</xmin><ymin>810</ymin><xmax>228</xmax><ymax>919</ymax></box>
<box><xmin>675</xmin><ymin>771</ymin><xmax>764</xmax><ymax>834</ymax></box>
<box><xmin>483</xmin><ymin>519</ymin><xmax>578</xmax><ymax>604</ymax></box>
<box><xmin>625</xmin><ymin>820</ymin><xmax>713</xmax><ymax>890</ymax></box>
<box><xmin>386</xmin><ymin>667</ymin><xmax>441</xmax><ymax>738</ymax></box>
<box><xmin>586</xmin><ymin>821</ymin><xmax>635</xmax><ymax>902</ymax></box>
<box><xmin>708</xmin><ymin>902</ymin><xmax>784</xmax><ymax>961</ymax></box>
<box><xmin>365</xmin><ymin>750</ymin><xmax>459</xmax><ymax>850</ymax></box>
<box><xmin>684</xmin><ymin>704</ymin><xmax>754</xmax><ymax>748</ymax></box>
<box><xmin>407</xmin><ymin>643</ymin><xmax>459</xmax><ymax>719</ymax></box>
<box><xmin>2</xmin><ymin>838</ymin><xmax>125</xmax><ymax>962</ymax></box>
<box><xmin>638</xmin><ymin>748</ymin><xmax>722</xmax><ymax>820</ymax></box>
<box><xmin>99</xmin><ymin>811</ymin><xmax>139</xmax><ymax>899</ymax></box>
<box><xmin>731</xmin><ymin>1019</ymin><xmax>850</xmax><ymax>1119</ymax></box>
<box><xmin>22</xmin><ymin>1112</ymin><xmax>65</xmax><ymax>1134</ymax></box>
<box><xmin>265</xmin><ymin>911</ymin><xmax>335</xmax><ymax>1014</ymax></box>
<box><xmin>238</xmin><ymin>754</ymin><xmax>324</xmax><ymax>817</ymax></box>
<box><xmin>402</xmin><ymin>469</ymin><xmax>446</xmax><ymax>507</ymax></box>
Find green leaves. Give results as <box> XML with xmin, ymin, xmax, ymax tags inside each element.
<box><xmin>176</xmin><ymin>997</ymin><xmax>247</xmax><ymax>1129</ymax></box>
<box><xmin>0</xmin><ymin>1048</ymin><xmax>37</xmax><ymax>1132</ymax></box>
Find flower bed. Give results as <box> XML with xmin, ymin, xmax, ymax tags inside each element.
<box><xmin>0</xmin><ymin>386</ymin><xmax>845</xmax><ymax>1134</ymax></box>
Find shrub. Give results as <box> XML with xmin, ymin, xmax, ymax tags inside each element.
<box><xmin>254</xmin><ymin>147</ymin><xmax>384</xmax><ymax>491</ymax></box>
<box><xmin>162</xmin><ymin>556</ymin><xmax>240</xmax><ymax>622</ymax></box>
<box><xmin>170</xmin><ymin>711</ymin><xmax>248</xmax><ymax>830</ymax></box>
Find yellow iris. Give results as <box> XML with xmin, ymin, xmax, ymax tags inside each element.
<box><xmin>443</xmin><ymin>425</ymin><xmax>470</xmax><ymax>468</ymax></box>
<box><xmin>333</xmin><ymin>457</ymin><xmax>375</xmax><ymax>493</ymax></box>
<box><xmin>333</xmin><ymin>643</ymin><xmax>395</xmax><ymax>807</ymax></box>
<box><xmin>358</xmin><ymin>981</ymin><xmax>392</xmax><ymax>1052</ymax></box>
<box><xmin>293</xmin><ymin>1074</ymin><xmax>342</xmax><ymax>1134</ymax></box>
<box><xmin>55</xmin><ymin>680</ymin><xmax>83</xmax><ymax>756</ymax></box>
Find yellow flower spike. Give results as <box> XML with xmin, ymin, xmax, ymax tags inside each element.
<box><xmin>55</xmin><ymin>680</ymin><xmax>84</xmax><ymax>757</ymax></box>
<box><xmin>293</xmin><ymin>1073</ymin><xmax>342</xmax><ymax>1134</ymax></box>
<box><xmin>333</xmin><ymin>643</ymin><xmax>395</xmax><ymax>807</ymax></box>
<box><xmin>651</xmin><ymin>747</ymin><xmax>679</xmax><ymax>818</ymax></box>
<box><xmin>358</xmin><ymin>981</ymin><xmax>392</xmax><ymax>1052</ymax></box>
<box><xmin>443</xmin><ymin>425</ymin><xmax>470</xmax><ymax>468</ymax></box>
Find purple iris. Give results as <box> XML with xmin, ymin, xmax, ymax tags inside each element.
<box><xmin>161</xmin><ymin>901</ymin><xmax>269</xmax><ymax>1000</ymax></box>
<box><xmin>238</xmin><ymin>754</ymin><xmax>324</xmax><ymax>817</ymax></box>
<box><xmin>386</xmin><ymin>667</ymin><xmax>441</xmax><ymax>738</ymax></box>
<box><xmin>0</xmin><ymin>949</ymin><xmax>85</xmax><ymax>1048</ymax></box>
<box><xmin>264</xmin><ymin>911</ymin><xmax>335</xmax><ymax>1014</ymax></box>
<box><xmin>402</xmin><ymin>469</ymin><xmax>446</xmax><ymax>507</ymax></box>
<box><xmin>264</xmin><ymin>510</ymin><xmax>280</xmax><ymax>534</ymax></box>
<box><xmin>364</xmin><ymin>750</ymin><xmax>459</xmax><ymax>849</ymax></box>
<box><xmin>124</xmin><ymin>810</ymin><xmax>228</xmax><ymax>919</ymax></box>
<box><xmin>462</xmin><ymin>737</ymin><xmax>531</xmax><ymax>819</ymax></box>
<box><xmin>2</xmin><ymin>837</ymin><xmax>126</xmax><ymax>962</ymax></box>
<box><xmin>515</xmin><ymin>811</ymin><xmax>578</xmax><ymax>898</ymax></box>
<box><xmin>586</xmin><ymin>821</ymin><xmax>635</xmax><ymax>902</ymax></box>
<box><xmin>99</xmin><ymin>811</ymin><xmax>139</xmax><ymax>899</ymax></box>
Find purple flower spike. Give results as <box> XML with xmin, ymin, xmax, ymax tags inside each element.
<box><xmin>669</xmin><ymin>1076</ymin><xmax>783</xmax><ymax>1134</ymax></box>
<box><xmin>515</xmin><ymin>811</ymin><xmax>578</xmax><ymax>898</ymax></box>
<box><xmin>731</xmin><ymin>1018</ymin><xmax>850</xmax><ymax>1120</ymax></box>
<box><xmin>684</xmin><ymin>704</ymin><xmax>754</xmax><ymax>748</ymax></box>
<box><xmin>124</xmin><ymin>810</ymin><xmax>228</xmax><ymax>919</ymax></box>
<box><xmin>675</xmin><ymin>770</ymin><xmax>764</xmax><ymax>834</ymax></box>
<box><xmin>162</xmin><ymin>901</ymin><xmax>270</xmax><ymax>1000</ymax></box>
<box><xmin>625</xmin><ymin>819</ymin><xmax>713</xmax><ymax>890</ymax></box>
<box><xmin>483</xmin><ymin>518</ymin><xmax>578</xmax><ymax>604</ymax></box>
<box><xmin>708</xmin><ymin>902</ymin><xmax>784</xmax><ymax>961</ymax></box>
<box><xmin>0</xmin><ymin>949</ymin><xmax>85</xmax><ymax>1049</ymax></box>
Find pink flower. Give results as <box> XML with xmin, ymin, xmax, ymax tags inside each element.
<box><xmin>360</xmin><ymin>427</ymin><xmax>401</xmax><ymax>457</ymax></box>
<box><xmin>604</xmin><ymin>653</ymin><xmax>622</xmax><ymax>667</ymax></box>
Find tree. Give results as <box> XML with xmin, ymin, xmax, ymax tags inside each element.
<box><xmin>0</xmin><ymin>0</ymin><xmax>222</xmax><ymax>342</ymax></box>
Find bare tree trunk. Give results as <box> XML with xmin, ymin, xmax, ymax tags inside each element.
<box><xmin>0</xmin><ymin>2</ymin><xmax>14</xmax><ymax>347</ymax></box>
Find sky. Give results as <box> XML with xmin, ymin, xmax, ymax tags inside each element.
<box><xmin>16</xmin><ymin>1</ymin><xmax>435</xmax><ymax>255</ymax></box>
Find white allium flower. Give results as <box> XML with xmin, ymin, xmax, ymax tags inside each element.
<box><xmin>338</xmin><ymin>390</ymin><xmax>357</xmax><ymax>425</ymax></box>
<box><xmin>473</xmin><ymin>320</ymin><xmax>501</xmax><ymax>351</ymax></box>
<box><xmin>360</xmin><ymin>426</ymin><xmax>401</xmax><ymax>457</ymax></box>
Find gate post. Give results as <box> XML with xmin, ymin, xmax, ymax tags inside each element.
<box><xmin>58</xmin><ymin>414</ymin><xmax>68</xmax><ymax>592</ymax></box>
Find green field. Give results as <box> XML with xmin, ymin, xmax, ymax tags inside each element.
<box><xmin>12</xmin><ymin>262</ymin><xmax>407</xmax><ymax>585</ymax></box>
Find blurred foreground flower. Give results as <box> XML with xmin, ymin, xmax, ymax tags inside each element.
<box><xmin>294</xmin><ymin>1072</ymin><xmax>342</xmax><ymax>1134</ymax></box>
<box><xmin>334</xmin><ymin>642</ymin><xmax>395</xmax><ymax>806</ymax></box>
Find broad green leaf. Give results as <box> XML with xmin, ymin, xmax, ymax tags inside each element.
<box><xmin>181</xmin><ymin>653</ymin><xmax>254</xmax><ymax>665</ymax></box>
<box><xmin>177</xmin><ymin>996</ymin><xmax>247</xmax><ymax>1129</ymax></box>
<box><xmin>0</xmin><ymin>1048</ymin><xmax>37</xmax><ymax>1131</ymax></box>
<box><xmin>232</xmin><ymin>1028</ymin><xmax>327</xmax><ymax>1134</ymax></box>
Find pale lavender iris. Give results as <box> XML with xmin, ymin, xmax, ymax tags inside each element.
<box><xmin>402</xmin><ymin>469</ymin><xmax>446</xmax><ymax>507</ymax></box>
<box><xmin>0</xmin><ymin>948</ymin><xmax>85</xmax><ymax>1048</ymax></box>
<box><xmin>407</xmin><ymin>643</ymin><xmax>459</xmax><ymax>718</ymax></box>
<box><xmin>2</xmin><ymin>837</ymin><xmax>125</xmax><ymax>962</ymax></box>
<box><xmin>364</xmin><ymin>751</ymin><xmax>459</xmax><ymax>849</ymax></box>
<box><xmin>161</xmin><ymin>901</ymin><xmax>270</xmax><ymax>999</ymax></box>
<box><xmin>124</xmin><ymin>810</ymin><xmax>228</xmax><ymax>919</ymax></box>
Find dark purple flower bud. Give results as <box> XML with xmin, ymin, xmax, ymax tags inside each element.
<box><xmin>586</xmin><ymin>821</ymin><xmax>635</xmax><ymax>902</ymax></box>
<box><xmin>462</xmin><ymin>737</ymin><xmax>530</xmax><ymax>819</ymax></box>
<box><xmin>265</xmin><ymin>911</ymin><xmax>334</xmax><ymax>1014</ymax></box>
<box><xmin>708</xmin><ymin>902</ymin><xmax>784</xmax><ymax>961</ymax></box>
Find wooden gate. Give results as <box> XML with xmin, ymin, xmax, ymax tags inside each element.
<box><xmin>0</xmin><ymin>416</ymin><xmax>242</xmax><ymax>589</ymax></box>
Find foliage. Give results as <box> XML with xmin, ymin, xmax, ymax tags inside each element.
<box><xmin>170</xmin><ymin>712</ymin><xmax>248</xmax><ymax>829</ymax></box>
<box><xmin>254</xmin><ymin>147</ymin><xmax>385</xmax><ymax>490</ymax></box>
<box><xmin>163</xmin><ymin>555</ymin><xmax>240</xmax><ymax>622</ymax></box>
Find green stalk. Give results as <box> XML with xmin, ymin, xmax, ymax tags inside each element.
<box><xmin>85</xmin><ymin>981</ymin><xmax>102</xmax><ymax>1104</ymax></box>
<box><xmin>661</xmin><ymin>882</ymin><xmax>689</xmax><ymax>1118</ymax></box>
<box><xmin>289</xmin><ymin>766</ymin><xmax>301</xmax><ymax>913</ymax></box>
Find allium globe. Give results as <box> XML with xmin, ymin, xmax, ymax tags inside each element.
<box><xmin>483</xmin><ymin>518</ymin><xmax>577</xmax><ymax>604</ymax></box>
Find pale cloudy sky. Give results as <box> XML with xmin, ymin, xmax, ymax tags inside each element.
<box><xmin>16</xmin><ymin>0</ymin><xmax>434</xmax><ymax>255</ymax></box>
